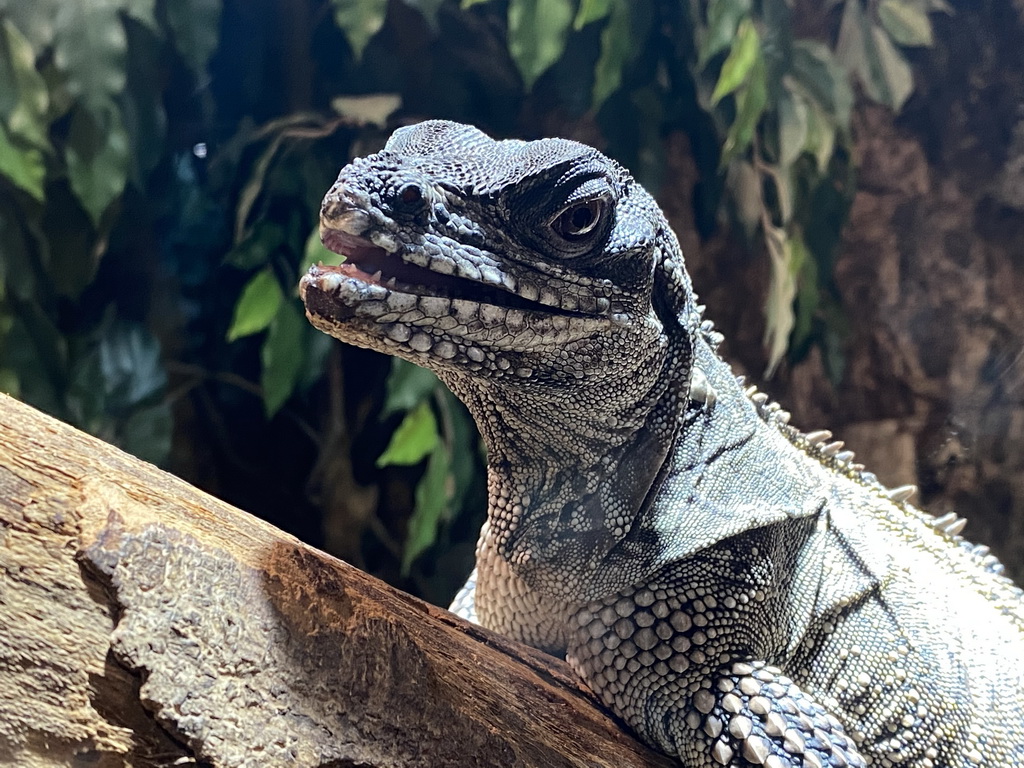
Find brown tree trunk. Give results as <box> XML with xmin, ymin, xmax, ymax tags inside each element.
<box><xmin>0</xmin><ymin>394</ymin><xmax>670</xmax><ymax>768</ymax></box>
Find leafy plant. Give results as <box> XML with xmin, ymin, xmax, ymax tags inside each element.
<box><xmin>0</xmin><ymin>0</ymin><xmax>222</xmax><ymax>460</ymax></box>
<box><xmin>0</xmin><ymin>0</ymin><xmax>954</xmax><ymax>597</ymax></box>
<box><xmin>460</xmin><ymin>0</ymin><xmax>948</xmax><ymax>374</ymax></box>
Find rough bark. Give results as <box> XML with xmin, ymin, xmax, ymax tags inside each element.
<box><xmin>0</xmin><ymin>393</ymin><xmax>670</xmax><ymax>768</ymax></box>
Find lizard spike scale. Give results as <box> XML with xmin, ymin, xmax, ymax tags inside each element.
<box><xmin>300</xmin><ymin>121</ymin><xmax>1024</xmax><ymax>767</ymax></box>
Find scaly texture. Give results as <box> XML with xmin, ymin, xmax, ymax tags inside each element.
<box><xmin>300</xmin><ymin>121</ymin><xmax>1024</xmax><ymax>768</ymax></box>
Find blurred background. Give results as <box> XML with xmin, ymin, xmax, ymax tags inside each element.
<box><xmin>0</xmin><ymin>0</ymin><xmax>1022</xmax><ymax>605</ymax></box>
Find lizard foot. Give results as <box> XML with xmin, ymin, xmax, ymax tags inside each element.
<box><xmin>674</xmin><ymin>661</ymin><xmax>867</xmax><ymax>767</ymax></box>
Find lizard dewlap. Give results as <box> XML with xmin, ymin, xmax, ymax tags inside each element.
<box><xmin>300</xmin><ymin>120</ymin><xmax>1024</xmax><ymax>767</ymax></box>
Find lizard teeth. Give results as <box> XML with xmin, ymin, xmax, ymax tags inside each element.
<box><xmin>834</xmin><ymin>450</ymin><xmax>856</xmax><ymax>463</ymax></box>
<box><xmin>751</xmin><ymin>392</ymin><xmax>769</xmax><ymax>405</ymax></box>
<box><xmin>886</xmin><ymin>484</ymin><xmax>917</xmax><ymax>503</ymax></box>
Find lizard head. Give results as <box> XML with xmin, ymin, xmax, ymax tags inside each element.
<box><xmin>301</xmin><ymin>120</ymin><xmax>695</xmax><ymax>392</ymax></box>
<box><xmin>301</xmin><ymin>121</ymin><xmax>699</xmax><ymax>597</ymax></box>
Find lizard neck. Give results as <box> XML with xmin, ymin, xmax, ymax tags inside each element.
<box><xmin>620</xmin><ymin>334</ymin><xmax>834</xmax><ymax>577</ymax></box>
<box><xmin>441</xmin><ymin>322</ymin><xmax>694</xmax><ymax>601</ymax></box>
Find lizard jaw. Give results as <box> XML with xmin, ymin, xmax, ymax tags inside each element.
<box><xmin>300</xmin><ymin>236</ymin><xmax>616</xmax><ymax>374</ymax></box>
<box><xmin>313</xmin><ymin>228</ymin><xmax>575</xmax><ymax>315</ymax></box>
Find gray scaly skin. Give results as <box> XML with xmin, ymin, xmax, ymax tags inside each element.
<box><xmin>300</xmin><ymin>121</ymin><xmax>1024</xmax><ymax>767</ymax></box>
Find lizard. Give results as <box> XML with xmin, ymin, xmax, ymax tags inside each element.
<box><xmin>299</xmin><ymin>120</ymin><xmax>1024</xmax><ymax>767</ymax></box>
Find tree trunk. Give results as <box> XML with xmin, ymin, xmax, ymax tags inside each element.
<box><xmin>0</xmin><ymin>394</ymin><xmax>670</xmax><ymax>768</ymax></box>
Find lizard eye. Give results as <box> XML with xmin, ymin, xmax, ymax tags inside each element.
<box><xmin>399</xmin><ymin>183</ymin><xmax>423</xmax><ymax>206</ymax></box>
<box><xmin>550</xmin><ymin>199</ymin><xmax>606</xmax><ymax>241</ymax></box>
<box><xmin>392</xmin><ymin>182</ymin><xmax>426</xmax><ymax>212</ymax></box>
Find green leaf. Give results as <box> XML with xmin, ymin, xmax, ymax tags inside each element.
<box><xmin>802</xmin><ymin>97</ymin><xmax>836</xmax><ymax>172</ymax></box>
<box><xmin>0</xmin><ymin>121</ymin><xmax>44</xmax><ymax>200</ymax></box>
<box><xmin>878</xmin><ymin>0</ymin><xmax>933</xmax><ymax>47</ymax></box>
<box><xmin>507</xmin><ymin>0</ymin><xmax>574</xmax><ymax>91</ymax></box>
<box><xmin>301</xmin><ymin>225</ymin><xmax>345</xmax><ymax>275</ymax></box>
<box><xmin>436</xmin><ymin>387</ymin><xmax>477</xmax><ymax>516</ymax></box>
<box><xmin>778</xmin><ymin>87</ymin><xmax>808</xmax><ymax>167</ymax></box>
<box><xmin>0</xmin><ymin>0</ymin><xmax>61</xmax><ymax>51</ymax></box>
<box><xmin>65</xmin><ymin>103</ymin><xmax>129</xmax><ymax>225</ymax></box>
<box><xmin>165</xmin><ymin>0</ymin><xmax>222</xmax><ymax>79</ymax></box>
<box><xmin>331</xmin><ymin>0</ymin><xmax>387</xmax><ymax>60</ymax></box>
<box><xmin>403</xmin><ymin>443</ymin><xmax>451</xmax><ymax>574</ymax></box>
<box><xmin>382</xmin><ymin>357</ymin><xmax>440</xmax><ymax>417</ymax></box>
<box><xmin>791</xmin><ymin>236</ymin><xmax>820</xmax><ymax>351</ymax></box>
<box><xmin>227</xmin><ymin>267</ymin><xmax>283</xmax><ymax>341</ymax></box>
<box><xmin>377</xmin><ymin>400</ymin><xmax>440</xmax><ymax>467</ymax></box>
<box><xmin>837</xmin><ymin>1</ymin><xmax>913</xmax><ymax>111</ymax></box>
<box><xmin>574</xmin><ymin>0</ymin><xmax>613</xmax><ymax>29</ymax></box>
<box><xmin>871</xmin><ymin>23</ymin><xmax>914</xmax><ymax>110</ymax></box>
<box><xmin>763</xmin><ymin>225</ymin><xmax>803</xmax><ymax>376</ymax></box>
<box><xmin>261</xmin><ymin>300</ymin><xmax>305</xmax><ymax>416</ymax></box>
<box><xmin>760</xmin><ymin>0</ymin><xmax>793</xmax><ymax>88</ymax></box>
<box><xmin>836</xmin><ymin>0</ymin><xmax>872</xmax><ymax>92</ymax></box>
<box><xmin>720</xmin><ymin>52</ymin><xmax>767</xmax><ymax>164</ymax></box>
<box><xmin>592</xmin><ymin>0</ymin><xmax>632</xmax><ymax>107</ymax></box>
<box><xmin>1</xmin><ymin>20</ymin><xmax>50</xmax><ymax>151</ymax></box>
<box><xmin>765</xmin><ymin>162</ymin><xmax>794</xmax><ymax>226</ymax></box>
<box><xmin>461</xmin><ymin>0</ymin><xmax>493</xmax><ymax>8</ymax></box>
<box><xmin>52</xmin><ymin>0</ymin><xmax>127</xmax><ymax>109</ymax></box>
<box><xmin>698</xmin><ymin>0</ymin><xmax>752</xmax><ymax>67</ymax></box>
<box><xmin>122</xmin><ymin>0</ymin><xmax>159</xmax><ymax>34</ymax></box>
<box><xmin>711</xmin><ymin>17</ymin><xmax>760</xmax><ymax>104</ymax></box>
<box><xmin>791</xmin><ymin>41</ymin><xmax>853</xmax><ymax>130</ymax></box>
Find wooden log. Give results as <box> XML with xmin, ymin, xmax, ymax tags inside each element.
<box><xmin>0</xmin><ymin>393</ymin><xmax>670</xmax><ymax>768</ymax></box>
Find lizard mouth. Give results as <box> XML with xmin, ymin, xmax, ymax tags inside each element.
<box><xmin>311</xmin><ymin>228</ymin><xmax>585</xmax><ymax>317</ymax></box>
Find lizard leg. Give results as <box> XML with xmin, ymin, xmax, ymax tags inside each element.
<box><xmin>568</xmin><ymin>610</ymin><xmax>868</xmax><ymax>767</ymax></box>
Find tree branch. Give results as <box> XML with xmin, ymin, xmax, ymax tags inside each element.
<box><xmin>0</xmin><ymin>394</ymin><xmax>671</xmax><ymax>768</ymax></box>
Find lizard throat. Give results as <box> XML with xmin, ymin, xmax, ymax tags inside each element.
<box><xmin>319</xmin><ymin>228</ymin><xmax>585</xmax><ymax>316</ymax></box>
